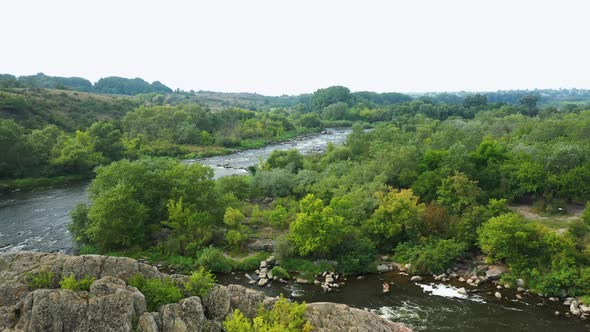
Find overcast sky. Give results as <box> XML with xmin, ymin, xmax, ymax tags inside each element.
<box><xmin>1</xmin><ymin>0</ymin><xmax>589</xmax><ymax>95</ymax></box>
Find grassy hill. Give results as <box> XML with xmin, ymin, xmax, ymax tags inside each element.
<box><xmin>0</xmin><ymin>88</ymin><xmax>138</xmax><ymax>130</ymax></box>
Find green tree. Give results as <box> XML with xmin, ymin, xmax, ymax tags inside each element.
<box><xmin>367</xmin><ymin>188</ymin><xmax>425</xmax><ymax>247</ymax></box>
<box><xmin>436</xmin><ymin>173</ymin><xmax>481</xmax><ymax>215</ymax></box>
<box><xmin>289</xmin><ymin>194</ymin><xmax>344</xmax><ymax>257</ymax></box>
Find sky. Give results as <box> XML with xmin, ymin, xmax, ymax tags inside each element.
<box><xmin>1</xmin><ymin>0</ymin><xmax>589</xmax><ymax>96</ymax></box>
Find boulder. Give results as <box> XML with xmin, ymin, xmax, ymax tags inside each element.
<box><xmin>516</xmin><ymin>279</ymin><xmax>524</xmax><ymax>288</ymax></box>
<box><xmin>580</xmin><ymin>304</ymin><xmax>590</xmax><ymax>314</ymax></box>
<box><xmin>13</xmin><ymin>276</ymin><xmax>146</xmax><ymax>332</ymax></box>
<box><xmin>376</xmin><ymin>264</ymin><xmax>390</xmax><ymax>273</ymax></box>
<box><xmin>495</xmin><ymin>292</ymin><xmax>502</xmax><ymax>299</ymax></box>
<box><xmin>227</xmin><ymin>284</ymin><xmax>266</xmax><ymax>318</ymax></box>
<box><xmin>457</xmin><ymin>287</ymin><xmax>467</xmax><ymax>295</ymax></box>
<box><xmin>410</xmin><ymin>276</ymin><xmax>422</xmax><ymax>282</ymax></box>
<box><xmin>160</xmin><ymin>296</ymin><xmax>205</xmax><ymax>332</ymax></box>
<box><xmin>138</xmin><ymin>313</ymin><xmax>159</xmax><ymax>332</ymax></box>
<box><xmin>305</xmin><ymin>302</ymin><xmax>412</xmax><ymax>332</ymax></box>
<box><xmin>203</xmin><ymin>285</ymin><xmax>231</xmax><ymax>321</ymax></box>
<box><xmin>257</xmin><ymin>278</ymin><xmax>268</xmax><ymax>286</ymax></box>
<box><xmin>485</xmin><ymin>266</ymin><xmax>506</xmax><ymax>281</ymax></box>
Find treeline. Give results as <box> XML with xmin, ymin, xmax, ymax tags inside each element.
<box><xmin>0</xmin><ymin>73</ymin><xmax>172</xmax><ymax>95</ymax></box>
<box><xmin>70</xmin><ymin>98</ymin><xmax>590</xmax><ymax>299</ymax></box>
<box><xmin>0</xmin><ymin>104</ymin><xmax>313</xmax><ymax>180</ymax></box>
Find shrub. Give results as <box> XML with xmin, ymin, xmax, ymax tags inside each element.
<box><xmin>128</xmin><ymin>274</ymin><xmax>183</xmax><ymax>311</ymax></box>
<box><xmin>393</xmin><ymin>239</ymin><xmax>467</xmax><ymax>274</ymax></box>
<box><xmin>195</xmin><ymin>246</ymin><xmax>234</xmax><ymax>272</ymax></box>
<box><xmin>27</xmin><ymin>270</ymin><xmax>55</xmax><ymax>289</ymax></box>
<box><xmin>271</xmin><ymin>266</ymin><xmax>291</xmax><ymax>280</ymax></box>
<box><xmin>59</xmin><ymin>273</ymin><xmax>95</xmax><ymax>291</ymax></box>
<box><xmin>185</xmin><ymin>267</ymin><xmax>216</xmax><ymax>297</ymax></box>
<box><xmin>226</xmin><ymin>229</ymin><xmax>249</xmax><ymax>253</ymax></box>
<box><xmin>273</xmin><ymin>234</ymin><xmax>295</xmax><ymax>262</ymax></box>
<box><xmin>223</xmin><ymin>295</ymin><xmax>312</xmax><ymax>332</ymax></box>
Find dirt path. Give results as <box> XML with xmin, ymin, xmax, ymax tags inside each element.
<box><xmin>509</xmin><ymin>203</ymin><xmax>585</xmax><ymax>234</ymax></box>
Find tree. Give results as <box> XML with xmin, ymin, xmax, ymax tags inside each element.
<box><xmin>311</xmin><ymin>86</ymin><xmax>352</xmax><ymax>110</ymax></box>
<box><xmin>520</xmin><ymin>94</ymin><xmax>539</xmax><ymax>116</ymax></box>
<box><xmin>265</xmin><ymin>149</ymin><xmax>304</xmax><ymax>173</ymax></box>
<box><xmin>367</xmin><ymin>188</ymin><xmax>425</xmax><ymax>246</ymax></box>
<box><xmin>436</xmin><ymin>173</ymin><xmax>481</xmax><ymax>215</ymax></box>
<box><xmin>477</xmin><ymin>213</ymin><xmax>546</xmax><ymax>269</ymax></box>
<box><xmin>462</xmin><ymin>94</ymin><xmax>488</xmax><ymax>108</ymax></box>
<box><xmin>289</xmin><ymin>194</ymin><xmax>344</xmax><ymax>257</ymax></box>
<box><xmin>88</xmin><ymin>121</ymin><xmax>125</xmax><ymax>161</ymax></box>
<box><xmin>86</xmin><ymin>184</ymin><xmax>149</xmax><ymax>251</ymax></box>
<box><xmin>163</xmin><ymin>198</ymin><xmax>214</xmax><ymax>255</ymax></box>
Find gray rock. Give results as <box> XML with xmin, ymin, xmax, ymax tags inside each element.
<box><xmin>138</xmin><ymin>312</ymin><xmax>159</xmax><ymax>332</ymax></box>
<box><xmin>14</xmin><ymin>276</ymin><xmax>146</xmax><ymax>332</ymax></box>
<box><xmin>516</xmin><ymin>279</ymin><xmax>524</xmax><ymax>288</ymax></box>
<box><xmin>227</xmin><ymin>284</ymin><xmax>266</xmax><ymax>318</ymax></box>
<box><xmin>305</xmin><ymin>302</ymin><xmax>412</xmax><ymax>332</ymax></box>
<box><xmin>410</xmin><ymin>276</ymin><xmax>422</xmax><ymax>282</ymax></box>
<box><xmin>376</xmin><ymin>264</ymin><xmax>390</xmax><ymax>273</ymax></box>
<box><xmin>495</xmin><ymin>292</ymin><xmax>502</xmax><ymax>299</ymax></box>
<box><xmin>485</xmin><ymin>266</ymin><xmax>506</xmax><ymax>281</ymax></box>
<box><xmin>160</xmin><ymin>296</ymin><xmax>205</xmax><ymax>332</ymax></box>
<box><xmin>457</xmin><ymin>287</ymin><xmax>467</xmax><ymax>295</ymax></box>
<box><xmin>325</xmin><ymin>277</ymin><xmax>334</xmax><ymax>284</ymax></box>
<box><xmin>260</xmin><ymin>260</ymin><xmax>268</xmax><ymax>269</ymax></box>
<box><xmin>257</xmin><ymin>278</ymin><xmax>268</xmax><ymax>286</ymax></box>
<box><xmin>580</xmin><ymin>304</ymin><xmax>590</xmax><ymax>314</ymax></box>
<box><xmin>203</xmin><ymin>285</ymin><xmax>231</xmax><ymax>321</ymax></box>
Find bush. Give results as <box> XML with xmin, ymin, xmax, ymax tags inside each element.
<box><xmin>252</xmin><ymin>169</ymin><xmax>296</xmax><ymax>198</ymax></box>
<box><xmin>226</xmin><ymin>229</ymin><xmax>249</xmax><ymax>253</ymax></box>
<box><xmin>223</xmin><ymin>295</ymin><xmax>312</xmax><ymax>332</ymax></box>
<box><xmin>185</xmin><ymin>267</ymin><xmax>216</xmax><ymax>297</ymax></box>
<box><xmin>393</xmin><ymin>239</ymin><xmax>467</xmax><ymax>274</ymax></box>
<box><xmin>271</xmin><ymin>266</ymin><xmax>291</xmax><ymax>280</ymax></box>
<box><xmin>273</xmin><ymin>234</ymin><xmax>295</xmax><ymax>262</ymax></box>
<box><xmin>59</xmin><ymin>273</ymin><xmax>95</xmax><ymax>291</ymax></box>
<box><xmin>27</xmin><ymin>270</ymin><xmax>55</xmax><ymax>289</ymax></box>
<box><xmin>128</xmin><ymin>274</ymin><xmax>183</xmax><ymax>311</ymax></box>
<box><xmin>196</xmin><ymin>246</ymin><xmax>234</xmax><ymax>273</ymax></box>
<box><xmin>335</xmin><ymin>235</ymin><xmax>377</xmax><ymax>274</ymax></box>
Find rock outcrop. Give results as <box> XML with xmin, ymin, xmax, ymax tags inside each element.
<box><xmin>0</xmin><ymin>252</ymin><xmax>411</xmax><ymax>332</ymax></box>
<box><xmin>306</xmin><ymin>302</ymin><xmax>412</xmax><ymax>332</ymax></box>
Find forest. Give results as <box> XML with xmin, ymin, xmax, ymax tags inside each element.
<box><xmin>2</xmin><ymin>78</ymin><xmax>590</xmax><ymax>303</ymax></box>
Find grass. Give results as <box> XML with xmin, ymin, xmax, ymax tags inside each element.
<box><xmin>535</xmin><ymin>218</ymin><xmax>574</xmax><ymax>231</ymax></box>
<box><xmin>0</xmin><ymin>175</ymin><xmax>89</xmax><ymax>193</ymax></box>
<box><xmin>281</xmin><ymin>258</ymin><xmax>334</xmax><ymax>281</ymax></box>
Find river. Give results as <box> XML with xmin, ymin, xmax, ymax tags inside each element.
<box><xmin>0</xmin><ymin>127</ymin><xmax>588</xmax><ymax>331</ymax></box>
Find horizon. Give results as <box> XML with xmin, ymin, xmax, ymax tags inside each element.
<box><xmin>2</xmin><ymin>0</ymin><xmax>589</xmax><ymax>96</ymax></box>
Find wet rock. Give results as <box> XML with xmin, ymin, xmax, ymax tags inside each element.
<box><xmin>516</xmin><ymin>294</ymin><xmax>524</xmax><ymax>300</ymax></box>
<box><xmin>555</xmin><ymin>311</ymin><xmax>560</xmax><ymax>316</ymax></box>
<box><xmin>257</xmin><ymin>278</ymin><xmax>268</xmax><ymax>286</ymax></box>
<box><xmin>495</xmin><ymin>292</ymin><xmax>502</xmax><ymax>299</ymax></box>
<box><xmin>549</xmin><ymin>297</ymin><xmax>559</xmax><ymax>302</ymax></box>
<box><xmin>580</xmin><ymin>304</ymin><xmax>590</xmax><ymax>314</ymax></box>
<box><xmin>410</xmin><ymin>276</ymin><xmax>422</xmax><ymax>282</ymax></box>
<box><xmin>295</xmin><ymin>278</ymin><xmax>311</xmax><ymax>284</ymax></box>
<box><xmin>457</xmin><ymin>287</ymin><xmax>467</xmax><ymax>295</ymax></box>
<box><xmin>458</xmin><ymin>277</ymin><xmax>466</xmax><ymax>282</ymax></box>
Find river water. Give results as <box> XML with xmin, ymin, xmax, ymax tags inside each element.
<box><xmin>0</xmin><ymin>127</ymin><xmax>589</xmax><ymax>331</ymax></box>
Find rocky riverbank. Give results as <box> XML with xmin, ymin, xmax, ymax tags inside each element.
<box><xmin>0</xmin><ymin>252</ymin><xmax>411</xmax><ymax>332</ymax></box>
<box><xmin>378</xmin><ymin>255</ymin><xmax>590</xmax><ymax>320</ymax></box>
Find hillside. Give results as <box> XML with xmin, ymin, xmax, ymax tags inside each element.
<box><xmin>0</xmin><ymin>88</ymin><xmax>138</xmax><ymax>130</ymax></box>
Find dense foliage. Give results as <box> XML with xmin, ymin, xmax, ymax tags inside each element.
<box><xmin>4</xmin><ymin>79</ymin><xmax>585</xmax><ymax>300</ymax></box>
<box><xmin>223</xmin><ymin>295</ymin><xmax>312</xmax><ymax>332</ymax></box>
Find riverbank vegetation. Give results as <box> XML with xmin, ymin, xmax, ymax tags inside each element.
<box><xmin>66</xmin><ymin>89</ymin><xmax>590</xmax><ymax>301</ymax></box>
<box><xmin>3</xmin><ymin>74</ymin><xmax>590</xmax><ymax>300</ymax></box>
